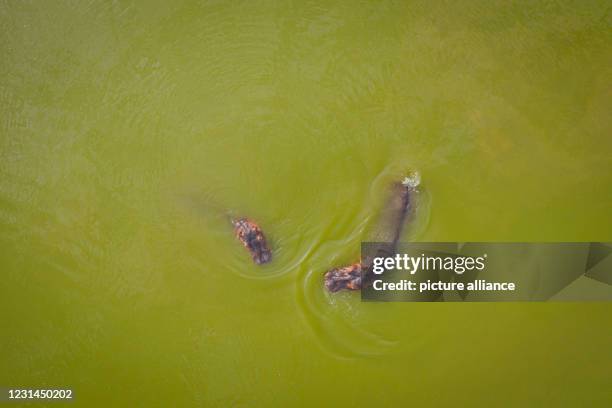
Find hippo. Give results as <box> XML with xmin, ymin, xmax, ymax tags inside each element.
<box><xmin>324</xmin><ymin>263</ymin><xmax>362</xmax><ymax>292</ymax></box>
<box><xmin>232</xmin><ymin>218</ymin><xmax>272</xmax><ymax>264</ymax></box>
<box><xmin>324</xmin><ymin>172</ymin><xmax>421</xmax><ymax>292</ymax></box>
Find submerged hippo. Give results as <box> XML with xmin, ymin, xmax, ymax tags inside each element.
<box><xmin>324</xmin><ymin>263</ymin><xmax>362</xmax><ymax>292</ymax></box>
<box><xmin>232</xmin><ymin>218</ymin><xmax>272</xmax><ymax>264</ymax></box>
<box><xmin>324</xmin><ymin>172</ymin><xmax>421</xmax><ymax>292</ymax></box>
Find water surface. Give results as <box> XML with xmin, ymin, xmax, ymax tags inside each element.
<box><xmin>1</xmin><ymin>1</ymin><xmax>611</xmax><ymax>406</ymax></box>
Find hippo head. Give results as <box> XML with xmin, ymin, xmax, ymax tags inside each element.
<box><xmin>245</xmin><ymin>229</ymin><xmax>272</xmax><ymax>265</ymax></box>
<box><xmin>324</xmin><ymin>263</ymin><xmax>362</xmax><ymax>292</ymax></box>
<box><xmin>232</xmin><ymin>218</ymin><xmax>272</xmax><ymax>265</ymax></box>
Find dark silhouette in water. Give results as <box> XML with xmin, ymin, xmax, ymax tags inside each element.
<box><xmin>232</xmin><ymin>218</ymin><xmax>272</xmax><ymax>265</ymax></box>
<box><xmin>182</xmin><ymin>195</ymin><xmax>272</xmax><ymax>265</ymax></box>
<box><xmin>325</xmin><ymin>173</ymin><xmax>420</xmax><ymax>292</ymax></box>
<box><xmin>324</xmin><ymin>263</ymin><xmax>362</xmax><ymax>292</ymax></box>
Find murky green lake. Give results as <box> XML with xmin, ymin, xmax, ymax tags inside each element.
<box><xmin>1</xmin><ymin>1</ymin><xmax>611</xmax><ymax>406</ymax></box>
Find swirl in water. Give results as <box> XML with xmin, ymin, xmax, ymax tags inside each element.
<box><xmin>296</xmin><ymin>166</ymin><xmax>431</xmax><ymax>359</ymax></box>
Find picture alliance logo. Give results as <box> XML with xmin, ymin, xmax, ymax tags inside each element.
<box><xmin>370</xmin><ymin>253</ymin><xmax>488</xmax><ymax>275</ymax></box>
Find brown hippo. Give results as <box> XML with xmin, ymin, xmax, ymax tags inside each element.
<box><xmin>232</xmin><ymin>218</ymin><xmax>272</xmax><ymax>264</ymax></box>
<box><xmin>324</xmin><ymin>172</ymin><xmax>421</xmax><ymax>292</ymax></box>
<box><xmin>324</xmin><ymin>263</ymin><xmax>362</xmax><ymax>292</ymax></box>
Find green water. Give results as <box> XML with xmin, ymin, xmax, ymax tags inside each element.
<box><xmin>1</xmin><ymin>1</ymin><xmax>611</xmax><ymax>406</ymax></box>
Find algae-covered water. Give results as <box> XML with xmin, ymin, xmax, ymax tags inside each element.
<box><xmin>1</xmin><ymin>1</ymin><xmax>611</xmax><ymax>406</ymax></box>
